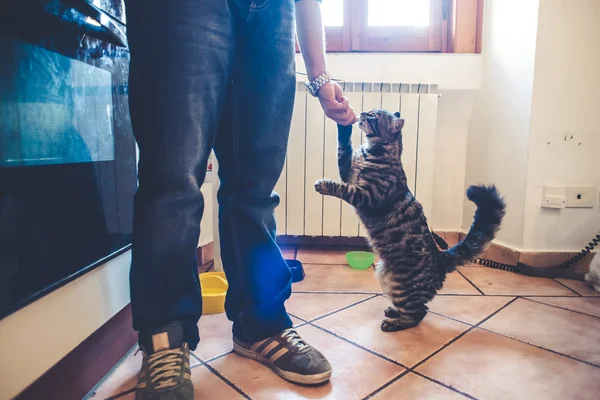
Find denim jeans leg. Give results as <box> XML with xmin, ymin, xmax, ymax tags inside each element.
<box><xmin>126</xmin><ymin>0</ymin><xmax>236</xmax><ymax>349</ymax></box>
<box><xmin>213</xmin><ymin>0</ymin><xmax>297</xmax><ymax>342</ymax></box>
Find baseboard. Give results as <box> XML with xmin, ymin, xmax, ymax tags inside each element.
<box><xmin>276</xmin><ymin>232</ymin><xmax>595</xmax><ymax>273</ymax></box>
<box><xmin>277</xmin><ymin>235</ymin><xmax>369</xmax><ymax>248</ymax></box>
<box><xmin>16</xmin><ymin>304</ymin><xmax>137</xmax><ymax>400</ymax></box>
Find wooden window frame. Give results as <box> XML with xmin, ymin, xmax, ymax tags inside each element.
<box><xmin>296</xmin><ymin>0</ymin><xmax>483</xmax><ymax>54</ymax></box>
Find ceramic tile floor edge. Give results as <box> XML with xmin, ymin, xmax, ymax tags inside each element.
<box><xmin>370</xmin><ymin>298</ymin><xmax>523</xmax><ymax>400</ymax></box>
<box><xmin>477</xmin><ymin>325</ymin><xmax>600</xmax><ymax>369</ymax></box>
<box><xmin>551</xmin><ymin>278</ymin><xmax>583</xmax><ymax>296</ymax></box>
<box><xmin>456</xmin><ymin>270</ymin><xmax>485</xmax><ymax>295</ymax></box>
<box><xmin>200</xmin><ymin>360</ymin><xmax>252</xmax><ymax>399</ymax></box>
<box><xmin>521</xmin><ymin>297</ymin><xmax>600</xmax><ymax>320</ymax></box>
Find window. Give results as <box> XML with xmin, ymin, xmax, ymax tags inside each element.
<box><xmin>306</xmin><ymin>0</ymin><xmax>483</xmax><ymax>53</ymax></box>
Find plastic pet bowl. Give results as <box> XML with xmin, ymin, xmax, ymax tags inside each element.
<box><xmin>286</xmin><ymin>259</ymin><xmax>305</xmax><ymax>283</ymax></box>
<box><xmin>199</xmin><ymin>272</ymin><xmax>228</xmax><ymax>314</ymax></box>
<box><xmin>346</xmin><ymin>251</ymin><xmax>376</xmax><ymax>270</ymax></box>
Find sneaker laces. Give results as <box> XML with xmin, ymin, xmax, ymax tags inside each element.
<box><xmin>145</xmin><ymin>348</ymin><xmax>185</xmax><ymax>390</ymax></box>
<box><xmin>281</xmin><ymin>328</ymin><xmax>309</xmax><ymax>351</ymax></box>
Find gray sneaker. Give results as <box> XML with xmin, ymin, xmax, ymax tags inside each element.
<box><xmin>134</xmin><ymin>322</ymin><xmax>194</xmax><ymax>400</ymax></box>
<box><xmin>233</xmin><ymin>328</ymin><xmax>332</xmax><ymax>385</ymax></box>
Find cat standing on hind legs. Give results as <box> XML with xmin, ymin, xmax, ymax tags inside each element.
<box><xmin>315</xmin><ymin>110</ymin><xmax>506</xmax><ymax>332</ymax></box>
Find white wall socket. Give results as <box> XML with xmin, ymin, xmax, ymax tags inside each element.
<box><xmin>542</xmin><ymin>187</ymin><xmax>567</xmax><ymax>209</ymax></box>
<box><xmin>566</xmin><ymin>186</ymin><xmax>595</xmax><ymax>208</ymax></box>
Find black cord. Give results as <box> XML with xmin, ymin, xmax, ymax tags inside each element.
<box><xmin>475</xmin><ymin>230</ymin><xmax>600</xmax><ymax>272</ymax></box>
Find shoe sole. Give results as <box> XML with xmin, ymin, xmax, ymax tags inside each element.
<box><xmin>233</xmin><ymin>343</ymin><xmax>332</xmax><ymax>385</ymax></box>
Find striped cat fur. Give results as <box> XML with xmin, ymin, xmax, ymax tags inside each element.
<box><xmin>315</xmin><ymin>109</ymin><xmax>506</xmax><ymax>332</ymax></box>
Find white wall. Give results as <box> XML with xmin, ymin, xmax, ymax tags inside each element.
<box><xmin>522</xmin><ymin>0</ymin><xmax>600</xmax><ymax>251</ymax></box>
<box><xmin>462</xmin><ymin>0</ymin><xmax>540</xmax><ymax>248</ymax></box>
<box><xmin>0</xmin><ymin>251</ymin><xmax>131</xmax><ymax>400</ymax></box>
<box><xmin>296</xmin><ymin>53</ymin><xmax>482</xmax><ymax>231</ymax></box>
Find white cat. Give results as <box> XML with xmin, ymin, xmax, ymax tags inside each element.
<box><xmin>584</xmin><ymin>252</ymin><xmax>600</xmax><ymax>292</ymax></box>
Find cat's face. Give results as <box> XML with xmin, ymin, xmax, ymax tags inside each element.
<box><xmin>358</xmin><ymin>109</ymin><xmax>405</xmax><ymax>144</ymax></box>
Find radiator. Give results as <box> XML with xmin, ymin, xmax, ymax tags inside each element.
<box><xmin>209</xmin><ymin>81</ymin><xmax>439</xmax><ymax>269</ymax></box>
<box><xmin>274</xmin><ymin>81</ymin><xmax>440</xmax><ymax>238</ymax></box>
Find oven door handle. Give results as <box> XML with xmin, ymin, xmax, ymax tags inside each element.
<box><xmin>66</xmin><ymin>0</ymin><xmax>128</xmax><ymax>48</ymax></box>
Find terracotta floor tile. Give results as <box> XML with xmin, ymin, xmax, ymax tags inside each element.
<box><xmin>428</xmin><ymin>295</ymin><xmax>515</xmax><ymax>325</ymax></box>
<box><xmin>481</xmin><ymin>298</ymin><xmax>600</xmax><ymax>365</ymax></box>
<box><xmin>459</xmin><ymin>266</ymin><xmax>577</xmax><ymax>296</ymax></box>
<box><xmin>372</xmin><ymin>372</ymin><xmax>467</xmax><ymax>399</ymax></box>
<box><xmin>209</xmin><ymin>324</ymin><xmax>404</xmax><ymax>400</ymax></box>
<box><xmin>194</xmin><ymin>313</ymin><xmax>232</xmax><ymax>361</ymax></box>
<box><xmin>526</xmin><ymin>296</ymin><xmax>600</xmax><ymax>318</ymax></box>
<box><xmin>437</xmin><ymin>271</ymin><xmax>480</xmax><ymax>295</ymax></box>
<box><xmin>285</xmin><ymin>293</ymin><xmax>372</xmax><ymax>321</ymax></box>
<box><xmin>191</xmin><ymin>365</ymin><xmax>245</xmax><ymax>399</ymax></box>
<box><xmin>315</xmin><ymin>296</ymin><xmax>469</xmax><ymax>367</ymax></box>
<box><xmin>292</xmin><ymin>263</ymin><xmax>381</xmax><ymax>293</ymax></box>
<box><xmin>296</xmin><ymin>247</ymin><xmax>350</xmax><ymax>264</ymax></box>
<box><xmin>555</xmin><ymin>278</ymin><xmax>600</xmax><ymax>296</ymax></box>
<box><xmin>416</xmin><ymin>328</ymin><xmax>600</xmax><ymax>400</ymax></box>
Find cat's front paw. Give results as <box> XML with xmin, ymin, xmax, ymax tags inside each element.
<box><xmin>314</xmin><ymin>179</ymin><xmax>331</xmax><ymax>195</ymax></box>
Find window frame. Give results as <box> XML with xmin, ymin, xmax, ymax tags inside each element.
<box><xmin>296</xmin><ymin>0</ymin><xmax>483</xmax><ymax>54</ymax></box>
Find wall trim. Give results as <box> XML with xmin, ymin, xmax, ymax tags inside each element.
<box><xmin>16</xmin><ymin>305</ymin><xmax>136</xmax><ymax>400</ymax></box>
<box><xmin>277</xmin><ymin>233</ymin><xmax>595</xmax><ymax>273</ymax></box>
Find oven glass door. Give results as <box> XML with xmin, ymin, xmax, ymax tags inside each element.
<box><xmin>0</xmin><ymin>0</ymin><xmax>136</xmax><ymax>319</ymax></box>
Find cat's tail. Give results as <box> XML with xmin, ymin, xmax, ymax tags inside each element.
<box><xmin>443</xmin><ymin>185</ymin><xmax>506</xmax><ymax>270</ymax></box>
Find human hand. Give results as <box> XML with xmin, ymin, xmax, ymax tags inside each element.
<box><xmin>317</xmin><ymin>81</ymin><xmax>358</xmax><ymax>126</ymax></box>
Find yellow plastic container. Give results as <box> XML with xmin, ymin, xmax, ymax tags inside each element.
<box><xmin>199</xmin><ymin>272</ymin><xmax>228</xmax><ymax>314</ymax></box>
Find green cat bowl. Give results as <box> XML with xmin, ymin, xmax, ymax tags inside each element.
<box><xmin>346</xmin><ymin>251</ymin><xmax>376</xmax><ymax>270</ymax></box>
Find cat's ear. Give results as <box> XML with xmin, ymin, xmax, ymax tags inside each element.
<box><xmin>393</xmin><ymin>112</ymin><xmax>401</xmax><ymax>118</ymax></box>
<box><xmin>391</xmin><ymin>118</ymin><xmax>404</xmax><ymax>133</ymax></box>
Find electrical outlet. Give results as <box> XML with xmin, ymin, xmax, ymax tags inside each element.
<box><xmin>566</xmin><ymin>186</ymin><xmax>595</xmax><ymax>208</ymax></box>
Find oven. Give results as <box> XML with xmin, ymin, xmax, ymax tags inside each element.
<box><xmin>0</xmin><ymin>0</ymin><xmax>136</xmax><ymax>318</ymax></box>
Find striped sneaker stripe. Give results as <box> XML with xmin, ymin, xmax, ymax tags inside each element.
<box><xmin>260</xmin><ymin>341</ymin><xmax>280</xmax><ymax>357</ymax></box>
<box><xmin>269</xmin><ymin>347</ymin><xmax>289</xmax><ymax>363</ymax></box>
<box><xmin>251</xmin><ymin>338</ymin><xmax>270</xmax><ymax>352</ymax></box>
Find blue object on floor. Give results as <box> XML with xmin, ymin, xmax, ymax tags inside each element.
<box><xmin>286</xmin><ymin>259</ymin><xmax>305</xmax><ymax>283</ymax></box>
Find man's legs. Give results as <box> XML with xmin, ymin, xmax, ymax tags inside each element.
<box><xmin>127</xmin><ymin>0</ymin><xmax>235</xmax><ymax>351</ymax></box>
<box><xmin>214</xmin><ymin>0</ymin><xmax>332</xmax><ymax>385</ymax></box>
<box><xmin>213</xmin><ymin>0</ymin><xmax>296</xmax><ymax>343</ymax></box>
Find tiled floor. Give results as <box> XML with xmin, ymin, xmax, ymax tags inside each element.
<box><xmin>89</xmin><ymin>248</ymin><xmax>600</xmax><ymax>400</ymax></box>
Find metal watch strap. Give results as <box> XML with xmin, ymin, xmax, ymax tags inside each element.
<box><xmin>305</xmin><ymin>71</ymin><xmax>332</xmax><ymax>97</ymax></box>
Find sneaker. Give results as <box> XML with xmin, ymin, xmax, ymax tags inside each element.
<box><xmin>135</xmin><ymin>322</ymin><xmax>194</xmax><ymax>400</ymax></box>
<box><xmin>233</xmin><ymin>328</ymin><xmax>332</xmax><ymax>385</ymax></box>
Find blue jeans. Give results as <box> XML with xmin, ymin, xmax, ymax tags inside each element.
<box><xmin>126</xmin><ymin>0</ymin><xmax>296</xmax><ymax>349</ymax></box>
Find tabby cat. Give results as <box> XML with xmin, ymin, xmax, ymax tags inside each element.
<box><xmin>315</xmin><ymin>109</ymin><xmax>506</xmax><ymax>332</ymax></box>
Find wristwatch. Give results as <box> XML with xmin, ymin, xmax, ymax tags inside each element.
<box><xmin>305</xmin><ymin>71</ymin><xmax>333</xmax><ymax>97</ymax></box>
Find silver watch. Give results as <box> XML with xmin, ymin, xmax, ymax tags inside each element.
<box><xmin>305</xmin><ymin>71</ymin><xmax>333</xmax><ymax>97</ymax></box>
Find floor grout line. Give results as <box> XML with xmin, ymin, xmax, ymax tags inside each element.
<box><xmin>457</xmin><ymin>269</ymin><xmax>485</xmax><ymax>295</ymax></box>
<box><xmin>308</xmin><ymin>322</ymin><xmax>409</xmax><ymax>369</ymax></box>
<box><xmin>408</xmin><ymin>297</ymin><xmax>519</xmax><ymax>372</ymax></box>
<box><xmin>306</xmin><ymin>294</ymin><xmax>380</xmax><ymax>324</ymax></box>
<box><xmin>521</xmin><ymin>297</ymin><xmax>600</xmax><ymax>320</ymax></box>
<box><xmin>200</xmin><ymin>359</ymin><xmax>252</xmax><ymax>399</ymax></box>
<box><xmin>361</xmin><ymin>370</ymin><xmax>411</xmax><ymax>399</ymax></box>
<box><xmin>411</xmin><ymin>371</ymin><xmax>479</xmax><ymax>399</ymax></box>
<box><xmin>477</xmin><ymin>326</ymin><xmax>600</xmax><ymax>369</ymax></box>
<box><xmin>428</xmin><ymin>310</ymin><xmax>474</xmax><ymax>327</ymax></box>
<box><xmin>552</xmin><ymin>278</ymin><xmax>583</xmax><ymax>296</ymax></box>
